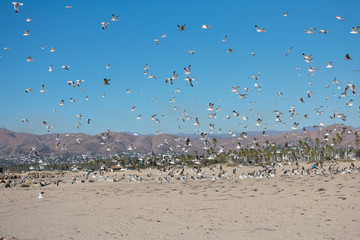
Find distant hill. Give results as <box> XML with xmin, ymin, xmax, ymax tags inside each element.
<box><xmin>0</xmin><ymin>124</ymin><xmax>358</xmax><ymax>160</ymax></box>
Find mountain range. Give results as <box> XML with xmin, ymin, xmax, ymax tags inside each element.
<box><xmin>0</xmin><ymin>124</ymin><xmax>358</xmax><ymax>159</ymax></box>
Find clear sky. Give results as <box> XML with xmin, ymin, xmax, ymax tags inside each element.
<box><xmin>0</xmin><ymin>0</ymin><xmax>359</xmax><ymax>136</ymax></box>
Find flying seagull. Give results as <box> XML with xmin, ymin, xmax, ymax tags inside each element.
<box><xmin>12</xmin><ymin>2</ymin><xmax>23</xmax><ymax>14</ymax></box>
<box><xmin>255</xmin><ymin>25</ymin><xmax>266</xmax><ymax>32</ymax></box>
<box><xmin>101</xmin><ymin>22</ymin><xmax>109</xmax><ymax>29</ymax></box>
<box><xmin>177</xmin><ymin>24</ymin><xmax>186</xmax><ymax>31</ymax></box>
<box><xmin>103</xmin><ymin>78</ymin><xmax>111</xmax><ymax>85</ymax></box>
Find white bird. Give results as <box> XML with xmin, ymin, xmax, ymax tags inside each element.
<box><xmin>255</xmin><ymin>25</ymin><xmax>266</xmax><ymax>32</ymax></box>
<box><xmin>40</xmin><ymin>84</ymin><xmax>46</xmax><ymax>93</ymax></box>
<box><xmin>305</xmin><ymin>28</ymin><xmax>316</xmax><ymax>34</ymax></box>
<box><xmin>101</xmin><ymin>22</ymin><xmax>109</xmax><ymax>29</ymax></box>
<box><xmin>12</xmin><ymin>2</ymin><xmax>23</xmax><ymax>14</ymax></box>
<box><xmin>161</xmin><ymin>34</ymin><xmax>167</xmax><ymax>38</ymax></box>
<box><xmin>254</xmin><ymin>118</ymin><xmax>262</xmax><ymax>126</ymax></box>
<box><xmin>148</xmin><ymin>74</ymin><xmax>156</xmax><ymax>79</ymax></box>
<box><xmin>65</xmin><ymin>6</ymin><xmax>72</xmax><ymax>10</ymax></box>
<box><xmin>154</xmin><ymin>39</ymin><xmax>160</xmax><ymax>45</ymax></box>
<box><xmin>207</xmin><ymin>103</ymin><xmax>214</xmax><ymax>111</ymax></box>
<box><xmin>59</xmin><ymin>100</ymin><xmax>65</xmax><ymax>106</ymax></box>
<box><xmin>350</xmin><ymin>26</ymin><xmax>359</xmax><ymax>34</ymax></box>
<box><xmin>285</xmin><ymin>47</ymin><xmax>292</xmax><ymax>56</ymax></box>
<box><xmin>25</xmin><ymin>17</ymin><xmax>31</xmax><ymax>22</ymax></box>
<box><xmin>284</xmin><ymin>12</ymin><xmax>288</xmax><ymax>17</ymax></box>
<box><xmin>21</xmin><ymin>118</ymin><xmax>29</xmax><ymax>122</ymax></box>
<box><xmin>326</xmin><ymin>62</ymin><xmax>333</xmax><ymax>68</ymax></box>
<box><xmin>106</xmin><ymin>64</ymin><xmax>110</xmax><ymax>69</ymax></box>
<box><xmin>185</xmin><ymin>76</ymin><xmax>194</xmax><ymax>87</ymax></box>
<box><xmin>26</xmin><ymin>56</ymin><xmax>34</xmax><ymax>62</ymax></box>
<box><xmin>111</xmin><ymin>14</ymin><xmax>119</xmax><ymax>21</ymax></box>
<box><xmin>49</xmin><ymin>65</ymin><xmax>53</xmax><ymax>72</ymax></box>
<box><xmin>50</xmin><ymin>47</ymin><xmax>56</xmax><ymax>52</ymax></box>
<box><xmin>222</xmin><ymin>35</ymin><xmax>227</xmax><ymax>42</ymax></box>
<box><xmin>61</xmin><ymin>65</ymin><xmax>69</xmax><ymax>70</ymax></box>
<box><xmin>38</xmin><ymin>192</ymin><xmax>44</xmax><ymax>199</ymax></box>
<box><xmin>202</xmin><ymin>24</ymin><xmax>212</xmax><ymax>29</ymax></box>
<box><xmin>23</xmin><ymin>30</ymin><xmax>30</xmax><ymax>36</ymax></box>
<box><xmin>336</xmin><ymin>15</ymin><xmax>344</xmax><ymax>21</ymax></box>
<box><xmin>25</xmin><ymin>88</ymin><xmax>33</xmax><ymax>93</ymax></box>
<box><xmin>184</xmin><ymin>65</ymin><xmax>191</xmax><ymax>74</ymax></box>
<box><xmin>131</xmin><ymin>106</ymin><xmax>136</xmax><ymax>111</ymax></box>
<box><xmin>194</xmin><ymin>117</ymin><xmax>200</xmax><ymax>126</ymax></box>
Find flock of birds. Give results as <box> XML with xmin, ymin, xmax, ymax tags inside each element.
<box><xmin>3</xmin><ymin>2</ymin><xmax>360</xmax><ymax>156</ymax></box>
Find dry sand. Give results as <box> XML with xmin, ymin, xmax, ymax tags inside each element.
<box><xmin>1</xmin><ymin>162</ymin><xmax>360</xmax><ymax>240</ymax></box>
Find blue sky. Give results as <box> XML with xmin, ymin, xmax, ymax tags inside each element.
<box><xmin>0</xmin><ymin>0</ymin><xmax>359</xmax><ymax>135</ymax></box>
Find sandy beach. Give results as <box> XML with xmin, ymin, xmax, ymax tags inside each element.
<box><xmin>1</xmin><ymin>162</ymin><xmax>360</xmax><ymax>240</ymax></box>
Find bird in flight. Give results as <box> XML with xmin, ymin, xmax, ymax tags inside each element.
<box><xmin>336</xmin><ymin>15</ymin><xmax>344</xmax><ymax>21</ymax></box>
<box><xmin>177</xmin><ymin>24</ymin><xmax>186</xmax><ymax>31</ymax></box>
<box><xmin>103</xmin><ymin>78</ymin><xmax>111</xmax><ymax>85</ymax></box>
<box><xmin>111</xmin><ymin>14</ymin><xmax>119</xmax><ymax>21</ymax></box>
<box><xmin>101</xmin><ymin>22</ymin><xmax>109</xmax><ymax>29</ymax></box>
<box><xmin>345</xmin><ymin>53</ymin><xmax>352</xmax><ymax>60</ymax></box>
<box><xmin>12</xmin><ymin>2</ymin><xmax>23</xmax><ymax>14</ymax></box>
<box><xmin>255</xmin><ymin>25</ymin><xmax>266</xmax><ymax>32</ymax></box>
<box><xmin>285</xmin><ymin>47</ymin><xmax>292</xmax><ymax>56</ymax></box>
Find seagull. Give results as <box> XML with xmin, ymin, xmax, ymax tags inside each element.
<box><xmin>76</xmin><ymin>80</ymin><xmax>84</xmax><ymax>86</ymax></box>
<box><xmin>285</xmin><ymin>47</ymin><xmax>292</xmax><ymax>56</ymax></box>
<box><xmin>26</xmin><ymin>56</ymin><xmax>34</xmax><ymax>62</ymax></box>
<box><xmin>350</xmin><ymin>26</ymin><xmax>359</xmax><ymax>34</ymax></box>
<box><xmin>326</xmin><ymin>62</ymin><xmax>333</xmax><ymax>68</ymax></box>
<box><xmin>305</xmin><ymin>28</ymin><xmax>316</xmax><ymax>34</ymax></box>
<box><xmin>308</xmin><ymin>66</ymin><xmax>317</xmax><ymax>72</ymax></box>
<box><xmin>126</xmin><ymin>89</ymin><xmax>131</xmax><ymax>94</ymax></box>
<box><xmin>177</xmin><ymin>24</ymin><xmax>186</xmax><ymax>31</ymax></box>
<box><xmin>161</xmin><ymin>34</ymin><xmax>167</xmax><ymax>38</ymax></box>
<box><xmin>21</xmin><ymin>118</ymin><xmax>29</xmax><ymax>122</ymax></box>
<box><xmin>12</xmin><ymin>2</ymin><xmax>23</xmax><ymax>14</ymax></box>
<box><xmin>184</xmin><ymin>65</ymin><xmax>191</xmax><ymax>74</ymax></box>
<box><xmin>61</xmin><ymin>65</ymin><xmax>69</xmax><ymax>70</ymax></box>
<box><xmin>49</xmin><ymin>65</ymin><xmax>53</xmax><ymax>72</ymax></box>
<box><xmin>194</xmin><ymin>117</ymin><xmax>200</xmax><ymax>126</ymax></box>
<box><xmin>336</xmin><ymin>15</ymin><xmax>344</xmax><ymax>21</ymax></box>
<box><xmin>188</xmin><ymin>50</ymin><xmax>195</xmax><ymax>55</ymax></box>
<box><xmin>38</xmin><ymin>192</ymin><xmax>44</xmax><ymax>199</ymax></box>
<box><xmin>111</xmin><ymin>14</ymin><xmax>119</xmax><ymax>21</ymax></box>
<box><xmin>131</xmin><ymin>106</ymin><xmax>136</xmax><ymax>111</ymax></box>
<box><xmin>292</xmin><ymin>122</ymin><xmax>299</xmax><ymax>130</ymax></box>
<box><xmin>165</xmin><ymin>78</ymin><xmax>173</xmax><ymax>85</ymax></box>
<box><xmin>222</xmin><ymin>35</ymin><xmax>227</xmax><ymax>42</ymax></box>
<box><xmin>319</xmin><ymin>29</ymin><xmax>327</xmax><ymax>34</ymax></box>
<box><xmin>202</xmin><ymin>24</ymin><xmax>212</xmax><ymax>29</ymax></box>
<box><xmin>154</xmin><ymin>39</ymin><xmax>160</xmax><ymax>45</ymax></box>
<box><xmin>50</xmin><ymin>47</ymin><xmax>56</xmax><ymax>52</ymax></box>
<box><xmin>59</xmin><ymin>100</ymin><xmax>65</xmax><ymax>106</ymax></box>
<box><xmin>299</xmin><ymin>97</ymin><xmax>305</xmax><ymax>103</ymax></box>
<box><xmin>172</xmin><ymin>71</ymin><xmax>178</xmax><ymax>80</ymax></box>
<box><xmin>65</xmin><ymin>6</ymin><xmax>72</xmax><ymax>10</ymax></box>
<box><xmin>25</xmin><ymin>88</ymin><xmax>33</xmax><ymax>93</ymax></box>
<box><xmin>103</xmin><ymin>78</ymin><xmax>111</xmax><ymax>85</ymax></box>
<box><xmin>255</xmin><ymin>25</ymin><xmax>266</xmax><ymax>32</ymax></box>
<box><xmin>284</xmin><ymin>12</ymin><xmax>288</xmax><ymax>17</ymax></box>
<box><xmin>227</xmin><ymin>48</ymin><xmax>234</xmax><ymax>53</ymax></box>
<box><xmin>345</xmin><ymin>53</ymin><xmax>352</xmax><ymax>60</ymax></box>
<box><xmin>101</xmin><ymin>22</ymin><xmax>109</xmax><ymax>29</ymax></box>
<box><xmin>25</xmin><ymin>17</ymin><xmax>31</xmax><ymax>22</ymax></box>
<box><xmin>207</xmin><ymin>103</ymin><xmax>214</xmax><ymax>111</ymax></box>
<box><xmin>23</xmin><ymin>30</ymin><xmax>30</xmax><ymax>36</ymax></box>
<box><xmin>185</xmin><ymin>76</ymin><xmax>194</xmax><ymax>87</ymax></box>
<box><xmin>148</xmin><ymin>74</ymin><xmax>156</xmax><ymax>79</ymax></box>
<box><xmin>307</xmin><ymin>91</ymin><xmax>315</xmax><ymax>98</ymax></box>
<box><xmin>254</xmin><ymin>118</ymin><xmax>262</xmax><ymax>126</ymax></box>
<box><xmin>40</xmin><ymin>84</ymin><xmax>46</xmax><ymax>93</ymax></box>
